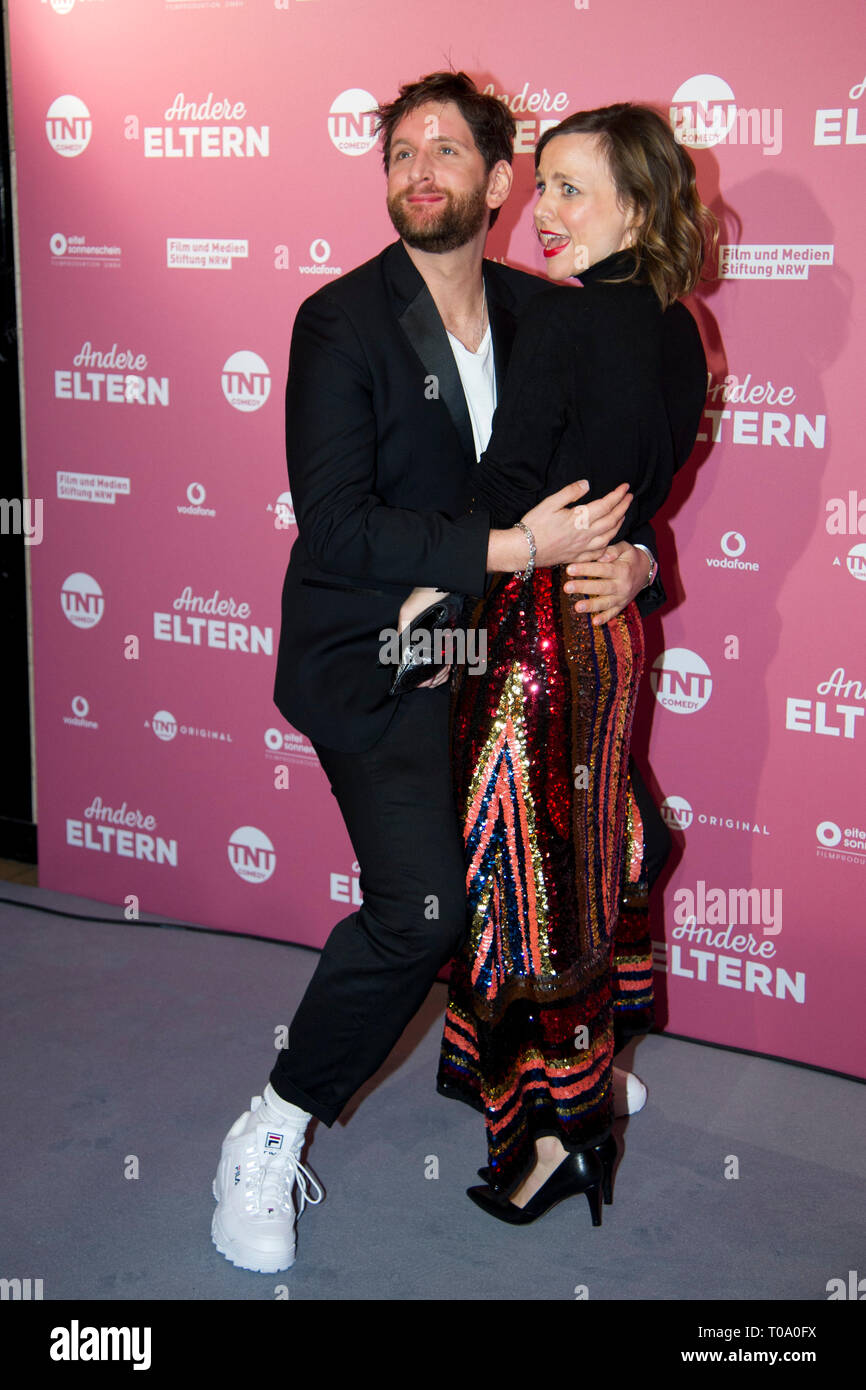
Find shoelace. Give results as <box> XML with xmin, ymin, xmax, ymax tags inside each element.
<box><xmin>255</xmin><ymin>1144</ymin><xmax>324</xmax><ymax>1217</ymax></box>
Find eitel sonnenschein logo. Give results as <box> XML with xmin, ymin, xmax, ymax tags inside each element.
<box><xmin>221</xmin><ymin>352</ymin><xmax>271</xmax><ymax>412</ymax></box>
<box><xmin>328</xmin><ymin>89</ymin><xmax>378</xmax><ymax>156</ymax></box>
<box><xmin>650</xmin><ymin>648</ymin><xmax>713</xmax><ymax>714</ymax></box>
<box><xmin>61</xmin><ymin>573</ymin><xmax>104</xmax><ymax>629</ymax></box>
<box><xmin>46</xmin><ymin>96</ymin><xmax>92</xmax><ymax>157</ymax></box>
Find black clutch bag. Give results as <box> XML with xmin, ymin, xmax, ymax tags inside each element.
<box><xmin>385</xmin><ymin>593</ymin><xmax>465</xmax><ymax>697</ymax></box>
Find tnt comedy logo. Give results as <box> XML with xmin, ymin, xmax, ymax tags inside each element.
<box><xmin>661</xmin><ymin>795</ymin><xmax>694</xmax><ymax>831</ymax></box>
<box><xmin>148</xmin><ymin>710</ymin><xmax>178</xmax><ymax>743</ymax></box>
<box><xmin>328</xmin><ymin>89</ymin><xmax>378</xmax><ymax>156</ymax></box>
<box><xmin>46</xmin><ymin>96</ymin><xmax>92</xmax><ymax>157</ymax></box>
<box><xmin>271</xmin><ymin>490</ymin><xmax>296</xmax><ymax>529</ymax></box>
<box><xmin>650</xmin><ymin>649</ymin><xmax>713</xmax><ymax>714</ymax></box>
<box><xmin>669</xmin><ymin>75</ymin><xmax>781</xmax><ymax>156</ymax></box>
<box><xmin>228</xmin><ymin>826</ymin><xmax>276</xmax><ymax>884</ymax></box>
<box><xmin>61</xmin><ymin>573</ymin><xmax>104</xmax><ymax>629</ymax></box>
<box><xmin>221</xmin><ymin>352</ymin><xmax>271</xmax><ymax>412</ymax></box>
<box><xmin>845</xmin><ymin>543</ymin><xmax>866</xmax><ymax>581</ymax></box>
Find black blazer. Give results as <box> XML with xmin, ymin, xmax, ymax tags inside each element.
<box><xmin>273</xmin><ymin>240</ymin><xmax>664</xmax><ymax>754</ymax></box>
<box><xmin>469</xmin><ymin>249</ymin><xmax>708</xmax><ymax>539</ymax></box>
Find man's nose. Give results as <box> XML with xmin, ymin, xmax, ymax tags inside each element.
<box><xmin>408</xmin><ymin>146</ymin><xmax>436</xmax><ymax>182</ymax></box>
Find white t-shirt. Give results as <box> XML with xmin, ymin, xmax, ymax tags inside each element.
<box><xmin>445</xmin><ymin>322</ymin><xmax>497</xmax><ymax>461</ymax></box>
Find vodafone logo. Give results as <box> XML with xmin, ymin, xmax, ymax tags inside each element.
<box><xmin>228</xmin><ymin>826</ymin><xmax>276</xmax><ymax>884</ymax></box>
<box><xmin>46</xmin><ymin>96</ymin><xmax>92</xmax><ymax>157</ymax></box>
<box><xmin>721</xmin><ymin>531</ymin><xmax>746</xmax><ymax>558</ymax></box>
<box><xmin>310</xmin><ymin>239</ymin><xmax>330</xmax><ymax>263</ymax></box>
<box><xmin>650</xmin><ymin>648</ymin><xmax>713</xmax><ymax>714</ymax></box>
<box><xmin>221</xmin><ymin>351</ymin><xmax>271</xmax><ymax>412</ymax></box>
<box><xmin>61</xmin><ymin>572</ymin><xmax>104</xmax><ymax>629</ymax></box>
<box><xmin>328</xmin><ymin>89</ymin><xmax>378</xmax><ymax>156</ymax></box>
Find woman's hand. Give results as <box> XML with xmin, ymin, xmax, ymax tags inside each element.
<box><xmin>563</xmin><ymin>542</ymin><xmax>650</xmax><ymax>625</ymax></box>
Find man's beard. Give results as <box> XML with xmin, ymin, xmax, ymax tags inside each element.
<box><xmin>387</xmin><ymin>181</ymin><xmax>491</xmax><ymax>253</ymax></box>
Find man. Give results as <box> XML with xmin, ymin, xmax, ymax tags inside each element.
<box><xmin>211</xmin><ymin>71</ymin><xmax>666</xmax><ymax>1274</ymax></box>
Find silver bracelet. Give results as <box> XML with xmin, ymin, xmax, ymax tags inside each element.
<box><xmin>513</xmin><ymin>521</ymin><xmax>536</xmax><ymax>580</ymax></box>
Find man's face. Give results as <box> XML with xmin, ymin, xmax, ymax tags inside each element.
<box><xmin>386</xmin><ymin>101</ymin><xmax>496</xmax><ymax>253</ymax></box>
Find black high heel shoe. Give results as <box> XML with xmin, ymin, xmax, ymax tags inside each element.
<box><xmin>467</xmin><ymin>1146</ymin><xmax>606</xmax><ymax>1226</ymax></box>
<box><xmin>478</xmin><ymin>1132</ymin><xmax>618</xmax><ymax>1206</ymax></box>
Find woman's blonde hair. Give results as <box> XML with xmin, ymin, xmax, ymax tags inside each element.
<box><xmin>536</xmin><ymin>102</ymin><xmax>718</xmax><ymax>307</ymax></box>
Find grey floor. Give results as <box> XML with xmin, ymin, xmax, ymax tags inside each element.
<box><xmin>2</xmin><ymin>879</ymin><xmax>863</xmax><ymax>1302</ymax></box>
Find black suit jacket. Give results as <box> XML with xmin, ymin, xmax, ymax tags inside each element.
<box><xmin>273</xmin><ymin>239</ymin><xmax>663</xmax><ymax>753</ymax></box>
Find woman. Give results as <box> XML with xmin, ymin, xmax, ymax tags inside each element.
<box><xmin>433</xmin><ymin>103</ymin><xmax>715</xmax><ymax>1223</ymax></box>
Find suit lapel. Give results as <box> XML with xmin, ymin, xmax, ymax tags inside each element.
<box><xmin>483</xmin><ymin>264</ymin><xmax>519</xmax><ymax>399</ymax></box>
<box><xmin>383</xmin><ymin>241</ymin><xmax>523</xmax><ymax>469</ymax></box>
<box><xmin>386</xmin><ymin>248</ymin><xmax>476</xmax><ymax>466</ymax></box>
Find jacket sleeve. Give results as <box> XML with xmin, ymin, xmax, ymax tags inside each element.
<box><xmin>285</xmin><ymin>292</ymin><xmax>491</xmax><ymax>596</ymax></box>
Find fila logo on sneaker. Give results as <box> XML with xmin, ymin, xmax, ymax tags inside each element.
<box><xmin>233</xmin><ymin>1164</ymin><xmax>241</xmax><ymax>1186</ymax></box>
<box><xmin>265</xmin><ymin>1132</ymin><xmax>284</xmax><ymax>1153</ymax></box>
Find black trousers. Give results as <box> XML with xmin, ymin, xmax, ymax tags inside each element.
<box><xmin>269</xmin><ymin>689</ymin><xmax>673</xmax><ymax>1128</ymax></box>
<box><xmin>270</xmin><ymin>684</ymin><xmax>468</xmax><ymax>1126</ymax></box>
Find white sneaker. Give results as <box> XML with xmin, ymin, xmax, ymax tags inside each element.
<box><xmin>612</xmin><ymin>1066</ymin><xmax>648</xmax><ymax>1117</ymax></box>
<box><xmin>211</xmin><ymin>1095</ymin><xmax>323</xmax><ymax>1273</ymax></box>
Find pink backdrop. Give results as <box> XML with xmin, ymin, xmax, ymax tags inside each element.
<box><xmin>9</xmin><ymin>0</ymin><xmax>865</xmax><ymax>1077</ymax></box>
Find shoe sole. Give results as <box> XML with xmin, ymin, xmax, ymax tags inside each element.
<box><xmin>211</xmin><ymin>1179</ymin><xmax>297</xmax><ymax>1274</ymax></box>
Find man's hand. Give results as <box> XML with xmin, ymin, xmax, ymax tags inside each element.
<box><xmin>397</xmin><ymin>586</ymin><xmax>448</xmax><ymax>637</ymax></box>
<box><xmin>395</xmin><ymin>586</ymin><xmax>453</xmax><ymax>690</ymax></box>
<box><xmin>563</xmin><ymin>541</ymin><xmax>651</xmax><ymax>625</ymax></box>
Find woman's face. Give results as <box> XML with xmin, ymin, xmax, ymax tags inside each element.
<box><xmin>533</xmin><ymin>133</ymin><xmax>638</xmax><ymax>281</ymax></box>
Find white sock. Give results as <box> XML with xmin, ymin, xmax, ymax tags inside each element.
<box><xmin>261</xmin><ymin>1083</ymin><xmax>311</xmax><ymax>1137</ymax></box>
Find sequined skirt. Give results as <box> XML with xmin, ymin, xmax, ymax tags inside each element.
<box><xmin>436</xmin><ymin>565</ymin><xmax>649</xmax><ymax>1193</ymax></box>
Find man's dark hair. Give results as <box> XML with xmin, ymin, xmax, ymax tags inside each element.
<box><xmin>375</xmin><ymin>71</ymin><xmax>515</xmax><ymax>228</ymax></box>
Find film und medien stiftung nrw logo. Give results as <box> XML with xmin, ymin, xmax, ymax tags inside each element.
<box><xmin>328</xmin><ymin>89</ymin><xmax>378</xmax><ymax>156</ymax></box>
<box><xmin>221</xmin><ymin>351</ymin><xmax>271</xmax><ymax>412</ymax></box>
<box><xmin>46</xmin><ymin>96</ymin><xmax>92</xmax><ymax>157</ymax></box>
<box><xmin>228</xmin><ymin>826</ymin><xmax>276</xmax><ymax>884</ymax></box>
<box><xmin>61</xmin><ymin>573</ymin><xmax>104</xmax><ymax>629</ymax></box>
<box><xmin>650</xmin><ymin>648</ymin><xmax>713</xmax><ymax>714</ymax></box>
